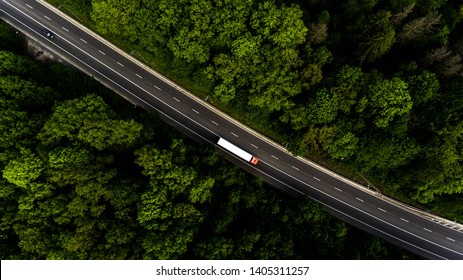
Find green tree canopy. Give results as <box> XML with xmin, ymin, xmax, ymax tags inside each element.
<box><xmin>360</xmin><ymin>77</ymin><xmax>412</xmax><ymax>128</ymax></box>
<box><xmin>3</xmin><ymin>148</ymin><xmax>43</xmax><ymax>188</ymax></box>
<box><xmin>356</xmin><ymin>10</ymin><xmax>396</xmax><ymax>63</ymax></box>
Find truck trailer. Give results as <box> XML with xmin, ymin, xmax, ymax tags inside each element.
<box><xmin>217</xmin><ymin>137</ymin><xmax>259</xmax><ymax>165</ymax></box>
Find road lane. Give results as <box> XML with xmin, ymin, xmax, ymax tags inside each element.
<box><xmin>1</xmin><ymin>0</ymin><xmax>462</xmax><ymax>259</ymax></box>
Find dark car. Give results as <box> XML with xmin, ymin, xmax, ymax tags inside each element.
<box><xmin>42</xmin><ymin>29</ymin><xmax>54</xmax><ymax>39</ymax></box>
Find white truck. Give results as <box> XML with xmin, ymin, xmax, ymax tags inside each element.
<box><xmin>217</xmin><ymin>137</ymin><xmax>259</xmax><ymax>165</ymax></box>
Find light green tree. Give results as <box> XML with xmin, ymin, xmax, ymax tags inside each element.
<box><xmin>307</xmin><ymin>88</ymin><xmax>339</xmax><ymax>125</ymax></box>
<box><xmin>91</xmin><ymin>0</ymin><xmax>139</xmax><ymax>35</ymax></box>
<box><xmin>3</xmin><ymin>148</ymin><xmax>43</xmax><ymax>188</ymax></box>
<box><xmin>362</xmin><ymin>77</ymin><xmax>412</xmax><ymax>128</ymax></box>
<box><xmin>251</xmin><ymin>1</ymin><xmax>307</xmax><ymax>48</ymax></box>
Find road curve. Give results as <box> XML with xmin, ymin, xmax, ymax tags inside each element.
<box><xmin>1</xmin><ymin>0</ymin><xmax>462</xmax><ymax>259</ymax></box>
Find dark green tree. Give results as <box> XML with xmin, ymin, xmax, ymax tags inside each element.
<box><xmin>356</xmin><ymin>10</ymin><xmax>396</xmax><ymax>63</ymax></box>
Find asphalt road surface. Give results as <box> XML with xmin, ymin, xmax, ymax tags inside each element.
<box><xmin>1</xmin><ymin>0</ymin><xmax>463</xmax><ymax>259</ymax></box>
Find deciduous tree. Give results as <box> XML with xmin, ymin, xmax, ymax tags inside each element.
<box><xmin>361</xmin><ymin>77</ymin><xmax>412</xmax><ymax>128</ymax></box>
<box><xmin>91</xmin><ymin>0</ymin><xmax>139</xmax><ymax>35</ymax></box>
<box><xmin>3</xmin><ymin>148</ymin><xmax>43</xmax><ymax>188</ymax></box>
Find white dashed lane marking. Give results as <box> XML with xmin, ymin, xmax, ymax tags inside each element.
<box><xmin>135</xmin><ymin>73</ymin><xmax>142</xmax><ymax>79</ymax></box>
<box><xmin>378</xmin><ymin>208</ymin><xmax>387</xmax><ymax>213</ymax></box>
<box><xmin>356</xmin><ymin>197</ymin><xmax>364</xmax><ymax>202</ymax></box>
<box><xmin>334</xmin><ymin>187</ymin><xmax>342</xmax><ymax>192</ymax></box>
<box><xmin>211</xmin><ymin>120</ymin><xmax>219</xmax><ymax>126</ymax></box>
<box><xmin>401</xmin><ymin>218</ymin><xmax>409</xmax><ymax>223</ymax></box>
<box><xmin>271</xmin><ymin>155</ymin><xmax>279</xmax><ymax>160</ymax></box>
<box><xmin>26</xmin><ymin>4</ymin><xmax>33</xmax><ymax>9</ymax></box>
<box><xmin>61</xmin><ymin>27</ymin><xmax>69</xmax><ymax>32</ymax></box>
<box><xmin>117</xmin><ymin>62</ymin><xmax>124</xmax><ymax>67</ymax></box>
<box><xmin>313</xmin><ymin>176</ymin><xmax>321</xmax><ymax>182</ymax></box>
<box><xmin>447</xmin><ymin>237</ymin><xmax>455</xmax><ymax>242</ymax></box>
<box><xmin>99</xmin><ymin>50</ymin><xmax>106</xmax><ymax>55</ymax></box>
<box><xmin>80</xmin><ymin>38</ymin><xmax>87</xmax><ymax>44</ymax></box>
<box><xmin>231</xmin><ymin>132</ymin><xmax>238</xmax><ymax>137</ymax></box>
<box><xmin>173</xmin><ymin>97</ymin><xmax>180</xmax><ymax>102</ymax></box>
<box><xmin>154</xmin><ymin>85</ymin><xmax>161</xmax><ymax>91</ymax></box>
<box><xmin>44</xmin><ymin>15</ymin><xmax>51</xmax><ymax>20</ymax></box>
<box><xmin>251</xmin><ymin>144</ymin><xmax>258</xmax><ymax>149</ymax></box>
<box><xmin>424</xmin><ymin>228</ymin><xmax>432</xmax><ymax>233</ymax></box>
<box><xmin>291</xmin><ymin>166</ymin><xmax>300</xmax><ymax>171</ymax></box>
<box><xmin>192</xmin><ymin>109</ymin><xmax>199</xmax><ymax>114</ymax></box>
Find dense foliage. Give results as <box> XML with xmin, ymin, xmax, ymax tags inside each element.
<box><xmin>86</xmin><ymin>0</ymin><xmax>463</xmax><ymax>218</ymax></box>
<box><xmin>0</xmin><ymin>22</ymin><xmax>415</xmax><ymax>259</ymax></box>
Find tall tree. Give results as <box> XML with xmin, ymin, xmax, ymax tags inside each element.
<box><xmin>307</xmin><ymin>22</ymin><xmax>328</xmax><ymax>45</ymax></box>
<box><xmin>398</xmin><ymin>12</ymin><xmax>441</xmax><ymax>43</ymax></box>
<box><xmin>91</xmin><ymin>0</ymin><xmax>140</xmax><ymax>35</ymax></box>
<box><xmin>359</xmin><ymin>77</ymin><xmax>412</xmax><ymax>128</ymax></box>
<box><xmin>356</xmin><ymin>10</ymin><xmax>396</xmax><ymax>63</ymax></box>
<box><xmin>330</xmin><ymin>65</ymin><xmax>365</xmax><ymax>114</ymax></box>
<box><xmin>38</xmin><ymin>94</ymin><xmax>142</xmax><ymax>150</ymax></box>
<box><xmin>424</xmin><ymin>46</ymin><xmax>463</xmax><ymax>77</ymax></box>
<box><xmin>2</xmin><ymin>148</ymin><xmax>43</xmax><ymax>188</ymax></box>
<box><xmin>307</xmin><ymin>88</ymin><xmax>339</xmax><ymax>125</ymax></box>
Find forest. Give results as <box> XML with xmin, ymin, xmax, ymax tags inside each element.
<box><xmin>2</xmin><ymin>0</ymin><xmax>463</xmax><ymax>259</ymax></box>
<box><xmin>0</xmin><ymin>20</ymin><xmax>415</xmax><ymax>259</ymax></box>
<box><xmin>83</xmin><ymin>0</ymin><xmax>463</xmax><ymax>218</ymax></box>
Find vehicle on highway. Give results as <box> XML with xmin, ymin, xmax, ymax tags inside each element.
<box><xmin>42</xmin><ymin>29</ymin><xmax>54</xmax><ymax>39</ymax></box>
<box><xmin>217</xmin><ymin>137</ymin><xmax>259</xmax><ymax>165</ymax></box>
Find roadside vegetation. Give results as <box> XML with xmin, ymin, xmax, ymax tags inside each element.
<box><xmin>46</xmin><ymin>0</ymin><xmax>463</xmax><ymax>220</ymax></box>
<box><xmin>0</xmin><ymin>20</ymin><xmax>417</xmax><ymax>259</ymax></box>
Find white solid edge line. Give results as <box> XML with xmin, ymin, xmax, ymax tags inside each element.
<box><xmin>0</xmin><ymin>5</ymin><xmax>218</xmax><ymax>153</ymax></box>
<box><xmin>34</xmin><ymin>0</ymin><xmax>463</xmax><ymax>235</ymax></box>
<box><xmin>12</xmin><ymin>14</ymin><xmax>456</xmax><ymax>258</ymax></box>
<box><xmin>5</xmin><ymin>2</ymin><xmax>461</xmax><ymax>258</ymax></box>
<box><xmin>255</xmin><ymin>160</ymin><xmax>449</xmax><ymax>260</ymax></box>
<box><xmin>257</xmin><ymin>155</ymin><xmax>463</xmax><ymax>257</ymax></box>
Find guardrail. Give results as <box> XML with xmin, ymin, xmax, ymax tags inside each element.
<box><xmin>38</xmin><ymin>0</ymin><xmax>463</xmax><ymax>234</ymax></box>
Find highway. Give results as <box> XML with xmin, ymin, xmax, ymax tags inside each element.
<box><xmin>1</xmin><ymin>0</ymin><xmax>463</xmax><ymax>259</ymax></box>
